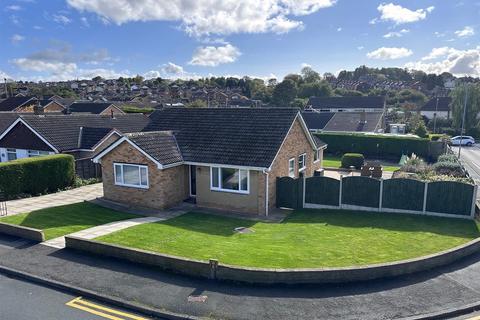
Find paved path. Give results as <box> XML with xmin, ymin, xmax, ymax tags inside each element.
<box><xmin>452</xmin><ymin>145</ymin><xmax>480</xmax><ymax>201</ymax></box>
<box><xmin>42</xmin><ymin>216</ymin><xmax>163</xmax><ymax>249</ymax></box>
<box><xmin>2</xmin><ymin>183</ymin><xmax>103</xmax><ymax>216</ymax></box>
<box><xmin>2</xmin><ymin>234</ymin><xmax>480</xmax><ymax>319</ymax></box>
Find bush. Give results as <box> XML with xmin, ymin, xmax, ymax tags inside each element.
<box><xmin>341</xmin><ymin>153</ymin><xmax>365</xmax><ymax>169</ymax></box>
<box><xmin>122</xmin><ymin>106</ymin><xmax>155</xmax><ymax>114</ymax></box>
<box><xmin>414</xmin><ymin>121</ymin><xmax>428</xmax><ymax>138</ymax></box>
<box><xmin>316</xmin><ymin>133</ymin><xmax>430</xmax><ymax>158</ymax></box>
<box><xmin>0</xmin><ymin>154</ymin><xmax>75</xmax><ymax>199</ymax></box>
<box><xmin>432</xmin><ymin>161</ymin><xmax>464</xmax><ymax>177</ymax></box>
<box><xmin>437</xmin><ymin>154</ymin><xmax>458</xmax><ymax>163</ymax></box>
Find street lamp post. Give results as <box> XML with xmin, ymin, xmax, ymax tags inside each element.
<box><xmin>458</xmin><ymin>84</ymin><xmax>468</xmax><ymax>158</ymax></box>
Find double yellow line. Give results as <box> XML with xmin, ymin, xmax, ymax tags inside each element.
<box><xmin>66</xmin><ymin>296</ymin><xmax>149</xmax><ymax>320</ymax></box>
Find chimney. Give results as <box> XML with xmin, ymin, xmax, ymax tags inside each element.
<box><xmin>34</xmin><ymin>100</ymin><xmax>44</xmax><ymax>115</ymax></box>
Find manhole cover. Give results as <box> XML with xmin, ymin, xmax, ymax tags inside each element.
<box><xmin>188</xmin><ymin>295</ymin><xmax>208</xmax><ymax>303</ymax></box>
<box><xmin>234</xmin><ymin>227</ymin><xmax>254</xmax><ymax>234</ymax></box>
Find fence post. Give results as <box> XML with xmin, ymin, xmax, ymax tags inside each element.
<box><xmin>339</xmin><ymin>175</ymin><xmax>343</xmax><ymax>208</ymax></box>
<box><xmin>379</xmin><ymin>178</ymin><xmax>383</xmax><ymax>212</ymax></box>
<box><xmin>302</xmin><ymin>175</ymin><xmax>306</xmax><ymax>209</ymax></box>
<box><xmin>423</xmin><ymin>182</ymin><xmax>429</xmax><ymax>214</ymax></box>
<box><xmin>471</xmin><ymin>185</ymin><xmax>478</xmax><ymax>218</ymax></box>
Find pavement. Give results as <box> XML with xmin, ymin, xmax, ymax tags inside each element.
<box><xmin>452</xmin><ymin>145</ymin><xmax>480</xmax><ymax>202</ymax></box>
<box><xmin>2</xmin><ymin>183</ymin><xmax>103</xmax><ymax>216</ymax></box>
<box><xmin>2</xmin><ymin>233</ymin><xmax>480</xmax><ymax>319</ymax></box>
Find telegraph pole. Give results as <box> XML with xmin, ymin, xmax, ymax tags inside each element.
<box><xmin>3</xmin><ymin>78</ymin><xmax>8</xmax><ymax>98</ymax></box>
<box><xmin>433</xmin><ymin>96</ymin><xmax>439</xmax><ymax>134</ymax></box>
<box><xmin>458</xmin><ymin>83</ymin><xmax>468</xmax><ymax>158</ymax></box>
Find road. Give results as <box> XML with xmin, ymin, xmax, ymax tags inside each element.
<box><xmin>452</xmin><ymin>144</ymin><xmax>480</xmax><ymax>200</ymax></box>
<box><xmin>0</xmin><ymin>235</ymin><xmax>154</xmax><ymax>320</ymax></box>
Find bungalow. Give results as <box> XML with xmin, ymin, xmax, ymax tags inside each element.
<box><xmin>93</xmin><ymin>108</ymin><xmax>326</xmax><ymax>215</ymax></box>
<box><xmin>302</xmin><ymin>111</ymin><xmax>384</xmax><ymax>133</ymax></box>
<box><xmin>306</xmin><ymin>96</ymin><xmax>386</xmax><ymax>113</ymax></box>
<box><xmin>420</xmin><ymin>97</ymin><xmax>452</xmax><ymax>120</ymax></box>
<box><xmin>0</xmin><ymin>114</ymin><xmax>150</xmax><ymax>177</ymax></box>
<box><xmin>0</xmin><ymin>96</ymin><xmax>65</xmax><ymax>113</ymax></box>
<box><xmin>66</xmin><ymin>102</ymin><xmax>125</xmax><ymax>115</ymax></box>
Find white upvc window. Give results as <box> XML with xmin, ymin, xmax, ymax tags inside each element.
<box><xmin>298</xmin><ymin>153</ymin><xmax>306</xmax><ymax>172</ymax></box>
<box><xmin>288</xmin><ymin>158</ymin><xmax>295</xmax><ymax>178</ymax></box>
<box><xmin>27</xmin><ymin>150</ymin><xmax>50</xmax><ymax>158</ymax></box>
<box><xmin>210</xmin><ymin>166</ymin><xmax>249</xmax><ymax>194</ymax></box>
<box><xmin>314</xmin><ymin>149</ymin><xmax>320</xmax><ymax>163</ymax></box>
<box><xmin>114</xmin><ymin>163</ymin><xmax>149</xmax><ymax>189</ymax></box>
<box><xmin>6</xmin><ymin>148</ymin><xmax>17</xmax><ymax>161</ymax></box>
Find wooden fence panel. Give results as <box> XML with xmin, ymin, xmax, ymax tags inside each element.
<box><xmin>426</xmin><ymin>181</ymin><xmax>475</xmax><ymax>216</ymax></box>
<box><xmin>382</xmin><ymin>178</ymin><xmax>425</xmax><ymax>212</ymax></box>
<box><xmin>341</xmin><ymin>176</ymin><xmax>380</xmax><ymax>209</ymax></box>
<box><xmin>305</xmin><ymin>176</ymin><xmax>340</xmax><ymax>207</ymax></box>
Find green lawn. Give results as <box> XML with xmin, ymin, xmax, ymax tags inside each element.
<box><xmin>0</xmin><ymin>202</ymin><xmax>137</xmax><ymax>240</ymax></box>
<box><xmin>323</xmin><ymin>155</ymin><xmax>400</xmax><ymax>172</ymax></box>
<box><xmin>96</xmin><ymin>210</ymin><xmax>480</xmax><ymax>268</ymax></box>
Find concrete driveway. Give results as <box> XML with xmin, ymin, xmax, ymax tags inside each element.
<box><xmin>2</xmin><ymin>183</ymin><xmax>103</xmax><ymax>216</ymax></box>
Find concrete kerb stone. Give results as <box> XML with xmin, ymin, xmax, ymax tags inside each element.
<box><xmin>65</xmin><ymin>235</ymin><xmax>480</xmax><ymax>285</ymax></box>
<box><xmin>0</xmin><ymin>264</ymin><xmax>197</xmax><ymax>320</ymax></box>
<box><xmin>0</xmin><ymin>223</ymin><xmax>45</xmax><ymax>242</ymax></box>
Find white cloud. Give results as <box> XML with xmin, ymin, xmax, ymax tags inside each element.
<box><xmin>357</xmin><ymin>46</ymin><xmax>364</xmax><ymax>50</ymax></box>
<box><xmin>144</xmin><ymin>62</ymin><xmax>199</xmax><ymax>80</ymax></box>
<box><xmin>6</xmin><ymin>5</ymin><xmax>22</xmax><ymax>11</ymax></box>
<box><xmin>383</xmin><ymin>28</ymin><xmax>409</xmax><ymax>38</ymax></box>
<box><xmin>162</xmin><ymin>62</ymin><xmax>184</xmax><ymax>75</ymax></box>
<box><xmin>336</xmin><ymin>27</ymin><xmax>342</xmax><ymax>32</ymax></box>
<box><xmin>0</xmin><ymin>70</ymin><xmax>11</xmax><ymax>80</ymax></box>
<box><xmin>455</xmin><ymin>26</ymin><xmax>475</xmax><ymax>38</ymax></box>
<box><xmin>366</xmin><ymin>47</ymin><xmax>413</xmax><ymax>60</ymax></box>
<box><xmin>66</xmin><ymin>0</ymin><xmax>335</xmax><ymax>36</ymax></box>
<box><xmin>405</xmin><ymin>46</ymin><xmax>480</xmax><ymax>77</ymax></box>
<box><xmin>301</xmin><ymin>62</ymin><xmax>312</xmax><ymax>68</ymax></box>
<box><xmin>33</xmin><ymin>25</ymin><xmax>43</xmax><ymax>30</ymax></box>
<box><xmin>80</xmin><ymin>17</ymin><xmax>90</xmax><ymax>27</ymax></box>
<box><xmin>375</xmin><ymin>3</ymin><xmax>434</xmax><ymax>25</ymax></box>
<box><xmin>189</xmin><ymin>44</ymin><xmax>241</xmax><ymax>66</ymax></box>
<box><xmin>11</xmin><ymin>34</ymin><xmax>25</xmax><ymax>43</ymax></box>
<box><xmin>53</xmin><ymin>14</ymin><xmax>71</xmax><ymax>25</ymax></box>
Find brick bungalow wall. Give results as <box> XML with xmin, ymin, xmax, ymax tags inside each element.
<box><xmin>100</xmin><ymin>140</ymin><xmax>189</xmax><ymax>210</ymax></box>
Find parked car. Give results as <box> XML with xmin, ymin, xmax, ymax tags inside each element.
<box><xmin>449</xmin><ymin>136</ymin><xmax>475</xmax><ymax>146</ymax></box>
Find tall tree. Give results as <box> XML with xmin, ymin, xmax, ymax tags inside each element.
<box><xmin>451</xmin><ymin>83</ymin><xmax>480</xmax><ymax>133</ymax></box>
<box><xmin>301</xmin><ymin>66</ymin><xmax>321</xmax><ymax>83</ymax></box>
<box><xmin>272</xmin><ymin>79</ymin><xmax>297</xmax><ymax>107</ymax></box>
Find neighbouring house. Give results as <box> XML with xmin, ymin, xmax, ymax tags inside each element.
<box><xmin>93</xmin><ymin>108</ymin><xmax>326</xmax><ymax>215</ymax></box>
<box><xmin>66</xmin><ymin>102</ymin><xmax>125</xmax><ymax>115</ymax></box>
<box><xmin>0</xmin><ymin>113</ymin><xmax>150</xmax><ymax>178</ymax></box>
<box><xmin>306</xmin><ymin>96</ymin><xmax>386</xmax><ymax>113</ymax></box>
<box><xmin>302</xmin><ymin>111</ymin><xmax>384</xmax><ymax>133</ymax></box>
<box><xmin>420</xmin><ymin>97</ymin><xmax>452</xmax><ymax>120</ymax></box>
<box><xmin>0</xmin><ymin>96</ymin><xmax>38</xmax><ymax>112</ymax></box>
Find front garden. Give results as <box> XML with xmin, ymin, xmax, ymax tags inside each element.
<box><xmin>96</xmin><ymin>209</ymin><xmax>480</xmax><ymax>268</ymax></box>
<box><xmin>0</xmin><ymin>202</ymin><xmax>137</xmax><ymax>240</ymax></box>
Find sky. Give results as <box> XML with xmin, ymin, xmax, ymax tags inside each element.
<box><xmin>0</xmin><ymin>0</ymin><xmax>479</xmax><ymax>82</ymax></box>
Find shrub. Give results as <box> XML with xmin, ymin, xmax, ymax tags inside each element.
<box><xmin>414</xmin><ymin>121</ymin><xmax>428</xmax><ymax>138</ymax></box>
<box><xmin>432</xmin><ymin>161</ymin><xmax>464</xmax><ymax>177</ymax></box>
<box><xmin>122</xmin><ymin>106</ymin><xmax>155</xmax><ymax>114</ymax></box>
<box><xmin>316</xmin><ymin>133</ymin><xmax>430</xmax><ymax>158</ymax></box>
<box><xmin>437</xmin><ymin>154</ymin><xmax>458</xmax><ymax>163</ymax></box>
<box><xmin>0</xmin><ymin>154</ymin><xmax>75</xmax><ymax>199</ymax></box>
<box><xmin>341</xmin><ymin>153</ymin><xmax>365</xmax><ymax>169</ymax></box>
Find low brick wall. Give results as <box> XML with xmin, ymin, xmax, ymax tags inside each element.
<box><xmin>0</xmin><ymin>222</ymin><xmax>45</xmax><ymax>242</ymax></box>
<box><xmin>65</xmin><ymin>235</ymin><xmax>480</xmax><ymax>284</ymax></box>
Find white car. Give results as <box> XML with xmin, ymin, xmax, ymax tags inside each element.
<box><xmin>450</xmin><ymin>135</ymin><xmax>475</xmax><ymax>146</ymax></box>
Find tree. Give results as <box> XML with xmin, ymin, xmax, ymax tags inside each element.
<box><xmin>290</xmin><ymin>98</ymin><xmax>308</xmax><ymax>110</ymax></box>
<box><xmin>451</xmin><ymin>83</ymin><xmax>480</xmax><ymax>134</ymax></box>
<box><xmin>301</xmin><ymin>66</ymin><xmax>321</xmax><ymax>83</ymax></box>
<box><xmin>272</xmin><ymin>79</ymin><xmax>297</xmax><ymax>107</ymax></box>
<box><xmin>134</xmin><ymin>75</ymin><xmax>144</xmax><ymax>85</ymax></box>
<box><xmin>414</xmin><ymin>120</ymin><xmax>428</xmax><ymax>138</ymax></box>
<box><xmin>186</xmin><ymin>99</ymin><xmax>207</xmax><ymax>108</ymax></box>
<box><xmin>298</xmin><ymin>81</ymin><xmax>332</xmax><ymax>98</ymax></box>
<box><xmin>284</xmin><ymin>74</ymin><xmax>303</xmax><ymax>86</ymax></box>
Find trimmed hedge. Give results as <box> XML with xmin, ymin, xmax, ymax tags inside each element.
<box><xmin>0</xmin><ymin>154</ymin><xmax>75</xmax><ymax>199</ymax></box>
<box><xmin>341</xmin><ymin>153</ymin><xmax>364</xmax><ymax>169</ymax></box>
<box><xmin>316</xmin><ymin>133</ymin><xmax>430</xmax><ymax>158</ymax></box>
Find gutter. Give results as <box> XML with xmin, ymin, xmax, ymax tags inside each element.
<box><xmin>263</xmin><ymin>168</ymin><xmax>271</xmax><ymax>216</ymax></box>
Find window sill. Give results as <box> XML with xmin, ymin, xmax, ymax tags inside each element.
<box><xmin>115</xmin><ymin>183</ymin><xmax>149</xmax><ymax>190</ymax></box>
<box><xmin>313</xmin><ymin>160</ymin><xmax>320</xmax><ymax>164</ymax></box>
<box><xmin>299</xmin><ymin>167</ymin><xmax>306</xmax><ymax>172</ymax></box>
<box><xmin>210</xmin><ymin>187</ymin><xmax>249</xmax><ymax>195</ymax></box>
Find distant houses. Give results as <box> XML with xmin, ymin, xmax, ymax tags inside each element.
<box><xmin>420</xmin><ymin>97</ymin><xmax>452</xmax><ymax>120</ymax></box>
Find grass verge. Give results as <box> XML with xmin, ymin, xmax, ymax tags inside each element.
<box><xmin>96</xmin><ymin>209</ymin><xmax>480</xmax><ymax>268</ymax></box>
<box><xmin>323</xmin><ymin>155</ymin><xmax>400</xmax><ymax>172</ymax></box>
<box><xmin>0</xmin><ymin>202</ymin><xmax>137</xmax><ymax>240</ymax></box>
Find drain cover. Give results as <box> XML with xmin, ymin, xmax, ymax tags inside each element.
<box><xmin>234</xmin><ymin>227</ymin><xmax>254</xmax><ymax>234</ymax></box>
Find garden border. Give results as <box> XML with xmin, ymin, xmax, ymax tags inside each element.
<box><xmin>0</xmin><ymin>222</ymin><xmax>45</xmax><ymax>242</ymax></box>
<box><xmin>65</xmin><ymin>235</ymin><xmax>480</xmax><ymax>285</ymax></box>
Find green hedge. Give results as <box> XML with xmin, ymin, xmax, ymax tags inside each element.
<box><xmin>0</xmin><ymin>154</ymin><xmax>75</xmax><ymax>199</ymax></box>
<box><xmin>341</xmin><ymin>153</ymin><xmax>364</xmax><ymax>169</ymax></box>
<box><xmin>316</xmin><ymin>133</ymin><xmax>430</xmax><ymax>158</ymax></box>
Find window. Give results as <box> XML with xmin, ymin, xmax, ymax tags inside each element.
<box><xmin>288</xmin><ymin>158</ymin><xmax>295</xmax><ymax>177</ymax></box>
<box><xmin>27</xmin><ymin>150</ymin><xmax>50</xmax><ymax>158</ymax></box>
<box><xmin>114</xmin><ymin>163</ymin><xmax>148</xmax><ymax>188</ymax></box>
<box><xmin>211</xmin><ymin>167</ymin><xmax>249</xmax><ymax>193</ymax></box>
<box><xmin>298</xmin><ymin>153</ymin><xmax>306</xmax><ymax>171</ymax></box>
<box><xmin>314</xmin><ymin>149</ymin><xmax>320</xmax><ymax>162</ymax></box>
<box><xmin>6</xmin><ymin>149</ymin><xmax>17</xmax><ymax>161</ymax></box>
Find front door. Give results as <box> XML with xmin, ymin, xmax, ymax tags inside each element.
<box><xmin>189</xmin><ymin>165</ymin><xmax>197</xmax><ymax>197</ymax></box>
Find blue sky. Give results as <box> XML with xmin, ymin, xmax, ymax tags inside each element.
<box><xmin>0</xmin><ymin>0</ymin><xmax>479</xmax><ymax>81</ymax></box>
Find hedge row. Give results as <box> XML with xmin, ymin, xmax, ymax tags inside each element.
<box><xmin>316</xmin><ymin>133</ymin><xmax>430</xmax><ymax>158</ymax></box>
<box><xmin>0</xmin><ymin>154</ymin><xmax>75</xmax><ymax>199</ymax></box>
